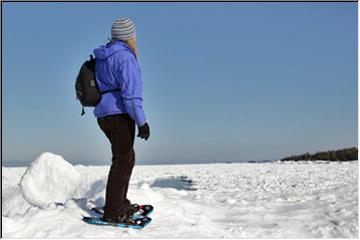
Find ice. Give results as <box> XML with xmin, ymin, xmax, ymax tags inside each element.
<box><xmin>2</xmin><ymin>154</ymin><xmax>358</xmax><ymax>238</ymax></box>
<box><xmin>19</xmin><ymin>152</ymin><xmax>81</xmax><ymax>208</ymax></box>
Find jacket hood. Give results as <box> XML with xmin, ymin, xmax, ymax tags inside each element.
<box><xmin>93</xmin><ymin>40</ymin><xmax>132</xmax><ymax>59</ymax></box>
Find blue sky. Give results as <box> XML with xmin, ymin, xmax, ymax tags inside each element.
<box><xmin>2</xmin><ymin>2</ymin><xmax>358</xmax><ymax>166</ymax></box>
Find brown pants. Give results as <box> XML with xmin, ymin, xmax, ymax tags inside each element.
<box><xmin>97</xmin><ymin>113</ymin><xmax>135</xmax><ymax>218</ymax></box>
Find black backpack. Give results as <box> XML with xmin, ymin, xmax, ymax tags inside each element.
<box><xmin>75</xmin><ymin>54</ymin><xmax>120</xmax><ymax>115</ymax></box>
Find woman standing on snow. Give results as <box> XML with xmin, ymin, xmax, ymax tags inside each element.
<box><xmin>93</xmin><ymin>18</ymin><xmax>150</xmax><ymax>225</ymax></box>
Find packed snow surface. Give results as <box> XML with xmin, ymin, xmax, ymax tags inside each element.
<box><xmin>2</xmin><ymin>154</ymin><xmax>358</xmax><ymax>238</ymax></box>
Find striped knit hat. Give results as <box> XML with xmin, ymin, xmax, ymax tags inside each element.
<box><xmin>111</xmin><ymin>18</ymin><xmax>136</xmax><ymax>41</ymax></box>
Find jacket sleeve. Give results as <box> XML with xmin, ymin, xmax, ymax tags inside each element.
<box><xmin>117</xmin><ymin>56</ymin><xmax>147</xmax><ymax>127</ymax></box>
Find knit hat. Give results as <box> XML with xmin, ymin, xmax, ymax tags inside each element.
<box><xmin>111</xmin><ymin>18</ymin><xmax>136</xmax><ymax>41</ymax></box>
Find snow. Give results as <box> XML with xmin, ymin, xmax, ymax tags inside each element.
<box><xmin>19</xmin><ymin>152</ymin><xmax>81</xmax><ymax>208</ymax></box>
<box><xmin>2</xmin><ymin>153</ymin><xmax>358</xmax><ymax>238</ymax></box>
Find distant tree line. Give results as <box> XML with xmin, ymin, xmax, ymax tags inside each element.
<box><xmin>281</xmin><ymin>147</ymin><xmax>358</xmax><ymax>161</ymax></box>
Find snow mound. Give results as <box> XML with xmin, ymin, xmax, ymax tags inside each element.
<box><xmin>20</xmin><ymin>152</ymin><xmax>81</xmax><ymax>208</ymax></box>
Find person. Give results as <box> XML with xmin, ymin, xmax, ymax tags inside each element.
<box><xmin>93</xmin><ymin>18</ymin><xmax>150</xmax><ymax>224</ymax></box>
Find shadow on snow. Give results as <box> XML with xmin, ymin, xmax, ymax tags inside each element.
<box><xmin>150</xmin><ymin>176</ymin><xmax>197</xmax><ymax>191</ymax></box>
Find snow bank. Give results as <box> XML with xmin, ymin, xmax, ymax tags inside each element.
<box><xmin>19</xmin><ymin>152</ymin><xmax>81</xmax><ymax>208</ymax></box>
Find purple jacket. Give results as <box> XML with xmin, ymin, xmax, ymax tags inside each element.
<box><xmin>93</xmin><ymin>40</ymin><xmax>146</xmax><ymax>127</ymax></box>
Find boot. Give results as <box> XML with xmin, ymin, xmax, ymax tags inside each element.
<box><xmin>126</xmin><ymin>203</ymin><xmax>140</xmax><ymax>215</ymax></box>
<box><xmin>101</xmin><ymin>214</ymin><xmax>136</xmax><ymax>225</ymax></box>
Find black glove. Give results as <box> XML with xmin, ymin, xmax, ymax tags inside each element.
<box><xmin>137</xmin><ymin>122</ymin><xmax>150</xmax><ymax>140</ymax></box>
